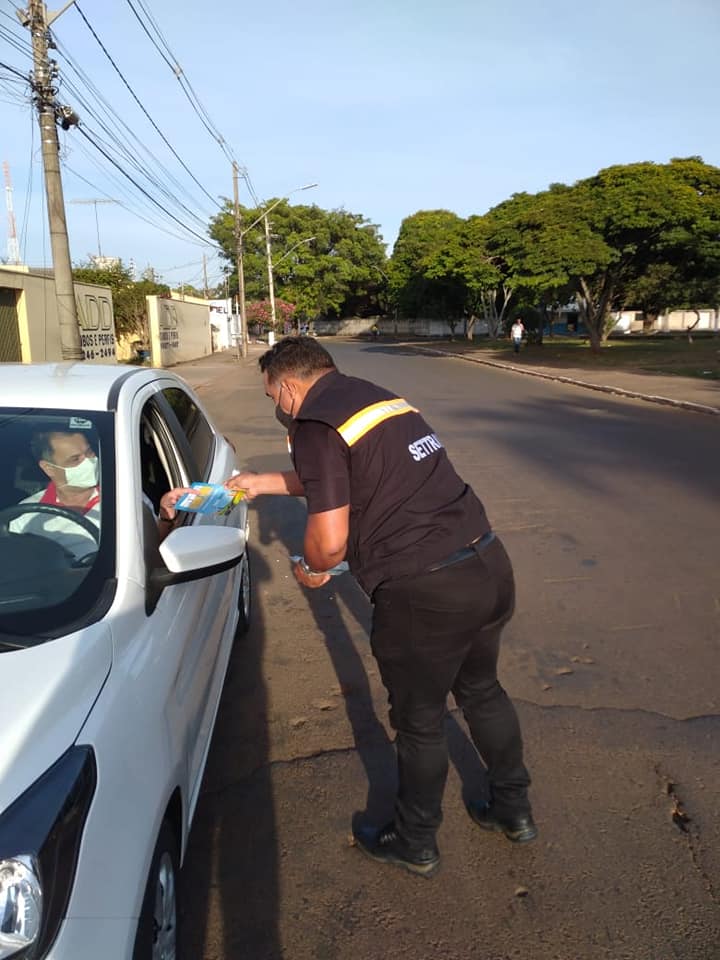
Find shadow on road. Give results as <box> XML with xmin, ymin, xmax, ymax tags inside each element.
<box><xmin>179</xmin><ymin>544</ymin><xmax>281</xmax><ymax>959</ymax></box>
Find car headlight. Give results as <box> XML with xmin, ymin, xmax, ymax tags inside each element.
<box><xmin>0</xmin><ymin>746</ymin><xmax>96</xmax><ymax>959</ymax></box>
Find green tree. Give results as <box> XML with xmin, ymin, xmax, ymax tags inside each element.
<box><xmin>209</xmin><ymin>202</ymin><xmax>387</xmax><ymax>322</ymax></box>
<box><xmin>555</xmin><ymin>159</ymin><xmax>720</xmax><ymax>350</ymax></box>
<box><xmin>388</xmin><ymin>210</ymin><xmax>467</xmax><ymax>335</ymax></box>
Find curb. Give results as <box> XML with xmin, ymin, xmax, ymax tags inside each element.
<box><xmin>411</xmin><ymin>346</ymin><xmax>720</xmax><ymax>417</ymax></box>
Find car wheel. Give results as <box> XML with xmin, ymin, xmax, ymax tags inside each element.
<box><xmin>133</xmin><ymin>820</ymin><xmax>179</xmax><ymax>960</ymax></box>
<box><xmin>235</xmin><ymin>549</ymin><xmax>251</xmax><ymax>638</ymax></box>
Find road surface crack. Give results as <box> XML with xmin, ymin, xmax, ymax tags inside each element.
<box><xmin>656</xmin><ymin>764</ymin><xmax>719</xmax><ymax>909</ymax></box>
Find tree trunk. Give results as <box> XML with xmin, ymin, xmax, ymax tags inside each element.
<box><xmin>642</xmin><ymin>312</ymin><xmax>658</xmax><ymax>334</ymax></box>
<box><xmin>687</xmin><ymin>309</ymin><xmax>701</xmax><ymax>344</ymax></box>
<box><xmin>466</xmin><ymin>313</ymin><xmax>477</xmax><ymax>340</ymax></box>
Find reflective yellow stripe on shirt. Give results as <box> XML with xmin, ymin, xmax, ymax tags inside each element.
<box><xmin>337</xmin><ymin>398</ymin><xmax>417</xmax><ymax>447</ymax></box>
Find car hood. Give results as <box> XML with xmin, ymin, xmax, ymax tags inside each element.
<box><xmin>0</xmin><ymin>625</ymin><xmax>112</xmax><ymax>813</ymax></box>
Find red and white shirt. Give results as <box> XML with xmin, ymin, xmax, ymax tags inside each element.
<box><xmin>10</xmin><ymin>483</ymin><xmax>101</xmax><ymax>560</ymax></box>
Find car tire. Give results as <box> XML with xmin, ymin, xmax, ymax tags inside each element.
<box><xmin>235</xmin><ymin>548</ymin><xmax>251</xmax><ymax>638</ymax></box>
<box><xmin>133</xmin><ymin>819</ymin><xmax>180</xmax><ymax>960</ymax></box>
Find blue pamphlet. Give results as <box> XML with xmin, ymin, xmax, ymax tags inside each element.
<box><xmin>175</xmin><ymin>482</ymin><xmax>245</xmax><ymax>516</ymax></box>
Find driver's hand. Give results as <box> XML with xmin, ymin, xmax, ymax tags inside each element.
<box><xmin>159</xmin><ymin>487</ymin><xmax>194</xmax><ymax>521</ymax></box>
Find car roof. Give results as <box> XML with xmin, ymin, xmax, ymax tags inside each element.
<box><xmin>0</xmin><ymin>363</ymin><xmax>175</xmax><ymax>411</ymax></box>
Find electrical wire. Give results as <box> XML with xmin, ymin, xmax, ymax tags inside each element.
<box><xmin>64</xmin><ymin>161</ymin><xmax>219</xmax><ymax>250</ymax></box>
<box><xmin>55</xmin><ymin>49</ymin><xmax>212</xmax><ymax>229</ymax></box>
<box><xmin>19</xmin><ymin>106</ymin><xmax>35</xmax><ymax>260</ymax></box>
<box><xmin>75</xmin><ymin>124</ymin><xmax>217</xmax><ymax>247</ymax></box>
<box><xmin>72</xmin><ymin>2</ymin><xmax>222</xmax><ymax>212</ymax></box>
<box><xmin>122</xmin><ymin>0</ymin><xmax>259</xmax><ymax>206</ymax></box>
<box><xmin>65</xmin><ymin>126</ymin><xmax>217</xmax><ymax>248</ymax></box>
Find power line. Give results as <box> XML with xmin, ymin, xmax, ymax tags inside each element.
<box><xmin>75</xmin><ymin>124</ymin><xmax>218</xmax><ymax>247</ymax></box>
<box><xmin>64</xmin><ymin>161</ymin><xmax>216</xmax><ymax>249</ymax></box>
<box><xmin>72</xmin><ymin>2</ymin><xmax>222</xmax><ymax>212</ymax></box>
<box><xmin>122</xmin><ymin>0</ymin><xmax>260</xmax><ymax>207</ymax></box>
<box><xmin>55</xmin><ymin>48</ymin><xmax>212</xmax><ymax>228</ymax></box>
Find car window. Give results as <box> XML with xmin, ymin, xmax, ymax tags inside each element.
<box><xmin>0</xmin><ymin>408</ymin><xmax>115</xmax><ymax>640</ymax></box>
<box><xmin>161</xmin><ymin>387</ymin><xmax>215</xmax><ymax>480</ymax></box>
<box><xmin>139</xmin><ymin>400</ymin><xmax>192</xmax><ymax>514</ymax></box>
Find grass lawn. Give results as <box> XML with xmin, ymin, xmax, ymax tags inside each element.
<box><xmin>425</xmin><ymin>335</ymin><xmax>720</xmax><ymax>380</ymax></box>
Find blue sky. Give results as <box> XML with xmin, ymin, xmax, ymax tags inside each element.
<box><xmin>0</xmin><ymin>0</ymin><xmax>718</xmax><ymax>290</ymax></box>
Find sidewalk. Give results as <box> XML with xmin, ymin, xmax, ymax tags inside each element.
<box><xmin>413</xmin><ymin>344</ymin><xmax>720</xmax><ymax>416</ymax></box>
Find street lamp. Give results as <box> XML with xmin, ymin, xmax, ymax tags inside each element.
<box><xmin>232</xmin><ymin>179</ymin><xmax>317</xmax><ymax>357</ymax></box>
<box><xmin>272</xmin><ymin>236</ymin><xmax>315</xmax><ymax>270</ymax></box>
<box><xmin>261</xmin><ymin>184</ymin><xmax>317</xmax><ymax>335</ymax></box>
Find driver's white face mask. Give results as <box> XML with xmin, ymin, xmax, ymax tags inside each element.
<box><xmin>49</xmin><ymin>455</ymin><xmax>99</xmax><ymax>489</ymax></box>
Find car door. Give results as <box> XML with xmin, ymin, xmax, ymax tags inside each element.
<box><xmin>159</xmin><ymin>386</ymin><xmax>246</xmax><ymax>812</ymax></box>
<box><xmin>137</xmin><ymin>389</ymin><xmax>238</xmax><ymax>816</ymax></box>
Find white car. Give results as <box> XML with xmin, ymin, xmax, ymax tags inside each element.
<box><xmin>0</xmin><ymin>363</ymin><xmax>251</xmax><ymax>960</ymax></box>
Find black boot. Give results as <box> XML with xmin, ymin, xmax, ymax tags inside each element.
<box><xmin>467</xmin><ymin>802</ymin><xmax>538</xmax><ymax>843</ymax></box>
<box><xmin>353</xmin><ymin>821</ymin><xmax>440</xmax><ymax>877</ymax></box>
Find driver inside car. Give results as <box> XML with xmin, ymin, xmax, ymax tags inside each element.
<box><xmin>10</xmin><ymin>428</ymin><xmax>191</xmax><ymax>560</ymax></box>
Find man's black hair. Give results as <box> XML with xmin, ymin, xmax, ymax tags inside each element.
<box><xmin>258</xmin><ymin>335</ymin><xmax>336</xmax><ymax>384</ymax></box>
<box><xmin>30</xmin><ymin>429</ymin><xmax>77</xmax><ymax>463</ymax></box>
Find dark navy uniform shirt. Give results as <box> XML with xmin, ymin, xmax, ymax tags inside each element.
<box><xmin>289</xmin><ymin>369</ymin><xmax>490</xmax><ymax>596</ymax></box>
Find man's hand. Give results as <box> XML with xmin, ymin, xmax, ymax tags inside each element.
<box><xmin>292</xmin><ymin>559</ymin><xmax>331</xmax><ymax>589</ymax></box>
<box><xmin>224</xmin><ymin>470</ymin><xmax>305</xmax><ymax>498</ymax></box>
<box><xmin>158</xmin><ymin>487</ymin><xmax>195</xmax><ymax>521</ymax></box>
<box><xmin>225</xmin><ymin>471</ymin><xmax>260</xmax><ymax>500</ymax></box>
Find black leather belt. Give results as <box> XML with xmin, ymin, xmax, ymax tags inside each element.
<box><xmin>424</xmin><ymin>531</ymin><xmax>496</xmax><ymax>573</ymax></box>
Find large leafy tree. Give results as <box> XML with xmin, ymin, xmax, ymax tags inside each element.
<box><xmin>388</xmin><ymin>210</ymin><xmax>465</xmax><ymax>328</ymax></box>
<box><xmin>209</xmin><ymin>201</ymin><xmax>387</xmax><ymax>321</ymax></box>
<box><xmin>470</xmin><ymin>159</ymin><xmax>720</xmax><ymax>351</ymax></box>
<box><xmin>72</xmin><ymin>260</ymin><xmax>170</xmax><ymax>339</ymax></box>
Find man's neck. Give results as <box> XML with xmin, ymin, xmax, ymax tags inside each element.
<box><xmin>56</xmin><ymin>485</ymin><xmax>97</xmax><ymax>508</ymax></box>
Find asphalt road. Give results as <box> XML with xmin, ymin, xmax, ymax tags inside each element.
<box><xmin>178</xmin><ymin>342</ymin><xmax>720</xmax><ymax>960</ymax></box>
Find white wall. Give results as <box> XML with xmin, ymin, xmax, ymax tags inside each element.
<box><xmin>147</xmin><ymin>293</ymin><xmax>212</xmax><ymax>366</ymax></box>
<box><xmin>0</xmin><ymin>266</ymin><xmax>117</xmax><ymax>362</ymax></box>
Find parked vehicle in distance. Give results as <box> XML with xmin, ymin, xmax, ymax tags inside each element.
<box><xmin>0</xmin><ymin>362</ymin><xmax>251</xmax><ymax>959</ymax></box>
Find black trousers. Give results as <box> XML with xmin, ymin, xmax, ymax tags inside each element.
<box><xmin>370</xmin><ymin>536</ymin><xmax>531</xmax><ymax>849</ymax></box>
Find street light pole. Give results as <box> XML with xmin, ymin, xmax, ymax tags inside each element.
<box><xmin>263</xmin><ymin>212</ymin><xmax>277</xmax><ymax>334</ymax></box>
<box><xmin>232</xmin><ymin>162</ymin><xmax>248</xmax><ymax>359</ymax></box>
<box><xmin>232</xmin><ymin>182</ymin><xmax>317</xmax><ymax>348</ymax></box>
<box><xmin>260</xmin><ymin>183</ymin><xmax>317</xmax><ymax>336</ymax></box>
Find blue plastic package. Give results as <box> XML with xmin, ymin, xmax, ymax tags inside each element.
<box><xmin>175</xmin><ymin>482</ymin><xmax>245</xmax><ymax>516</ymax></box>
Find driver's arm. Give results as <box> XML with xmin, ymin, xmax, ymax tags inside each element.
<box><xmin>156</xmin><ymin>487</ymin><xmax>194</xmax><ymax>543</ymax></box>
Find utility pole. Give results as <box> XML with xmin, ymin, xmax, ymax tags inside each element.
<box><xmin>22</xmin><ymin>0</ymin><xmax>83</xmax><ymax>360</ymax></box>
<box><xmin>232</xmin><ymin>162</ymin><xmax>248</xmax><ymax>359</ymax></box>
<box><xmin>202</xmin><ymin>253</ymin><xmax>209</xmax><ymax>299</ymax></box>
<box><xmin>263</xmin><ymin>214</ymin><xmax>278</xmax><ymax>334</ymax></box>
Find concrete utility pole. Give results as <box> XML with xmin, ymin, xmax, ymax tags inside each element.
<box><xmin>22</xmin><ymin>0</ymin><xmax>83</xmax><ymax>360</ymax></box>
<box><xmin>202</xmin><ymin>253</ymin><xmax>209</xmax><ymax>299</ymax></box>
<box><xmin>263</xmin><ymin>213</ymin><xmax>277</xmax><ymax>334</ymax></box>
<box><xmin>232</xmin><ymin>162</ymin><xmax>248</xmax><ymax>359</ymax></box>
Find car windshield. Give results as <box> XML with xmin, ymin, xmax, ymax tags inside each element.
<box><xmin>0</xmin><ymin>408</ymin><xmax>116</xmax><ymax>644</ymax></box>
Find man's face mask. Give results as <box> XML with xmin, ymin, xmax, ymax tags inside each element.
<box><xmin>49</xmin><ymin>455</ymin><xmax>99</xmax><ymax>489</ymax></box>
<box><xmin>275</xmin><ymin>383</ymin><xmax>294</xmax><ymax>430</ymax></box>
<box><xmin>275</xmin><ymin>405</ymin><xmax>294</xmax><ymax>430</ymax></box>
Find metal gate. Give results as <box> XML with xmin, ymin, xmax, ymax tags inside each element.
<box><xmin>0</xmin><ymin>287</ymin><xmax>21</xmax><ymax>362</ymax></box>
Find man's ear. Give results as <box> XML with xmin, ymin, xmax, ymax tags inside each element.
<box><xmin>38</xmin><ymin>460</ymin><xmax>55</xmax><ymax>481</ymax></box>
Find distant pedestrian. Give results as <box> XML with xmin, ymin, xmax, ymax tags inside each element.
<box><xmin>510</xmin><ymin>318</ymin><xmax>525</xmax><ymax>354</ymax></box>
